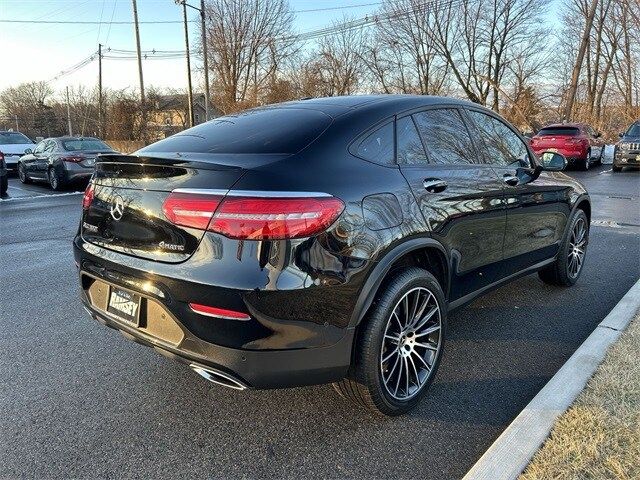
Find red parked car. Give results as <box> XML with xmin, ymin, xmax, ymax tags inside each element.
<box><xmin>530</xmin><ymin>123</ymin><xmax>604</xmax><ymax>170</ymax></box>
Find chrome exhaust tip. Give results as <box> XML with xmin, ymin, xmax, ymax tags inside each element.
<box><xmin>189</xmin><ymin>363</ymin><xmax>247</xmax><ymax>391</ymax></box>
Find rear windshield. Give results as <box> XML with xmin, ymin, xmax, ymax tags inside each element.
<box><xmin>0</xmin><ymin>132</ymin><xmax>33</xmax><ymax>145</ymax></box>
<box><xmin>139</xmin><ymin>108</ymin><xmax>332</xmax><ymax>155</ymax></box>
<box><xmin>62</xmin><ymin>139</ymin><xmax>111</xmax><ymax>151</ymax></box>
<box><xmin>625</xmin><ymin>123</ymin><xmax>640</xmax><ymax>137</ymax></box>
<box><xmin>537</xmin><ymin>127</ymin><xmax>580</xmax><ymax>136</ymax></box>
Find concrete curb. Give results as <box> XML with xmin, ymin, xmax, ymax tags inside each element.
<box><xmin>463</xmin><ymin>278</ymin><xmax>640</xmax><ymax>480</ymax></box>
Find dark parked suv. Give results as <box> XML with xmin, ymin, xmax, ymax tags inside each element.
<box><xmin>75</xmin><ymin>95</ymin><xmax>590</xmax><ymax>415</ymax></box>
<box><xmin>614</xmin><ymin>121</ymin><xmax>640</xmax><ymax>172</ymax></box>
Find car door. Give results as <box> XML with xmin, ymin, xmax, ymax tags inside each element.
<box><xmin>23</xmin><ymin>140</ymin><xmax>46</xmax><ymax>177</ymax></box>
<box><xmin>397</xmin><ymin>107</ymin><xmax>506</xmax><ymax>302</ymax></box>
<box><xmin>465</xmin><ymin>108</ymin><xmax>564</xmax><ymax>277</ymax></box>
<box><xmin>36</xmin><ymin>140</ymin><xmax>56</xmax><ymax>177</ymax></box>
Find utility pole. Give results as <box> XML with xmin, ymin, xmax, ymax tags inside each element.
<box><xmin>182</xmin><ymin>1</ymin><xmax>194</xmax><ymax>127</ymax></box>
<box><xmin>563</xmin><ymin>0</ymin><xmax>598</xmax><ymax>121</ymax></box>
<box><xmin>131</xmin><ymin>0</ymin><xmax>147</xmax><ymax>139</ymax></box>
<box><xmin>200</xmin><ymin>0</ymin><xmax>210</xmax><ymax>121</ymax></box>
<box><xmin>98</xmin><ymin>43</ymin><xmax>104</xmax><ymax>138</ymax></box>
<box><xmin>66</xmin><ymin>86</ymin><xmax>73</xmax><ymax>136</ymax></box>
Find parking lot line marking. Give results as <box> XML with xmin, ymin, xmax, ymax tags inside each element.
<box><xmin>0</xmin><ymin>191</ymin><xmax>83</xmax><ymax>202</ymax></box>
<box><xmin>463</xmin><ymin>278</ymin><xmax>640</xmax><ymax>480</ymax></box>
<box><xmin>7</xmin><ymin>185</ymin><xmax>32</xmax><ymax>193</ymax></box>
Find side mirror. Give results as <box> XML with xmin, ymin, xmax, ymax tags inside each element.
<box><xmin>619</xmin><ymin>132</ymin><xmax>624</xmax><ymax>138</ymax></box>
<box><xmin>540</xmin><ymin>151</ymin><xmax>567</xmax><ymax>171</ymax></box>
<box><xmin>24</xmin><ymin>148</ymin><xmax>32</xmax><ymax>155</ymax></box>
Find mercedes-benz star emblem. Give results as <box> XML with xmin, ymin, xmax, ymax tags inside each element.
<box><xmin>110</xmin><ymin>195</ymin><xmax>125</xmax><ymax>221</ymax></box>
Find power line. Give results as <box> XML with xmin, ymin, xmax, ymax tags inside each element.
<box><xmin>0</xmin><ymin>19</ymin><xmax>185</xmax><ymax>24</ymax></box>
<box><xmin>46</xmin><ymin>0</ymin><xmax>463</xmax><ymax>84</ymax></box>
<box><xmin>0</xmin><ymin>1</ymin><xmax>384</xmax><ymax>25</ymax></box>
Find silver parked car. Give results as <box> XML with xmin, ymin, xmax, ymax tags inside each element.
<box><xmin>18</xmin><ymin>137</ymin><xmax>116</xmax><ymax>190</ymax></box>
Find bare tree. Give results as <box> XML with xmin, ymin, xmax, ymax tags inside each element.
<box><xmin>430</xmin><ymin>0</ymin><xmax>548</xmax><ymax>111</ymax></box>
<box><xmin>311</xmin><ymin>17</ymin><xmax>369</xmax><ymax>96</ymax></box>
<box><xmin>556</xmin><ymin>0</ymin><xmax>638</xmax><ymax>131</ymax></box>
<box><xmin>563</xmin><ymin>0</ymin><xmax>599</xmax><ymax>120</ymax></box>
<box><xmin>364</xmin><ymin>0</ymin><xmax>450</xmax><ymax>95</ymax></box>
<box><xmin>0</xmin><ymin>82</ymin><xmax>61</xmax><ymax>138</ymax></box>
<box><xmin>203</xmin><ymin>0</ymin><xmax>296</xmax><ymax>113</ymax></box>
<box><xmin>611</xmin><ymin>0</ymin><xmax>640</xmax><ymax>121</ymax></box>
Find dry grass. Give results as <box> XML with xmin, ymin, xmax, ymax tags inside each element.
<box><xmin>521</xmin><ymin>315</ymin><xmax>640</xmax><ymax>480</ymax></box>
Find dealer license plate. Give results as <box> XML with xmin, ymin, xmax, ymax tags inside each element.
<box><xmin>107</xmin><ymin>287</ymin><xmax>141</xmax><ymax>325</ymax></box>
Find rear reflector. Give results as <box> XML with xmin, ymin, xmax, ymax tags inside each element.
<box><xmin>189</xmin><ymin>303</ymin><xmax>251</xmax><ymax>320</ymax></box>
<box><xmin>82</xmin><ymin>183</ymin><xmax>94</xmax><ymax>210</ymax></box>
<box><xmin>162</xmin><ymin>191</ymin><xmax>344</xmax><ymax>240</ymax></box>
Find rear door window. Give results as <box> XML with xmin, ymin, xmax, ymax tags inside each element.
<box><xmin>356</xmin><ymin>122</ymin><xmax>395</xmax><ymax>164</ymax></box>
<box><xmin>44</xmin><ymin>140</ymin><xmax>56</xmax><ymax>154</ymax></box>
<box><xmin>140</xmin><ymin>108</ymin><xmax>332</xmax><ymax>155</ymax></box>
<box><xmin>537</xmin><ymin>127</ymin><xmax>580</xmax><ymax>136</ymax></box>
<box><xmin>396</xmin><ymin>116</ymin><xmax>428</xmax><ymax>165</ymax></box>
<box><xmin>468</xmin><ymin>110</ymin><xmax>531</xmax><ymax>167</ymax></box>
<box><xmin>33</xmin><ymin>141</ymin><xmax>46</xmax><ymax>154</ymax></box>
<box><xmin>412</xmin><ymin>109</ymin><xmax>477</xmax><ymax>165</ymax></box>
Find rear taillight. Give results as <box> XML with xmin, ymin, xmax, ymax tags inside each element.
<box><xmin>61</xmin><ymin>155</ymin><xmax>84</xmax><ymax>163</ymax></box>
<box><xmin>162</xmin><ymin>191</ymin><xmax>344</xmax><ymax>240</ymax></box>
<box><xmin>82</xmin><ymin>183</ymin><xmax>94</xmax><ymax>210</ymax></box>
<box><xmin>162</xmin><ymin>192</ymin><xmax>224</xmax><ymax>230</ymax></box>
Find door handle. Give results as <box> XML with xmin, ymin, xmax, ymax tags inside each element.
<box><xmin>423</xmin><ymin>178</ymin><xmax>447</xmax><ymax>193</ymax></box>
<box><xmin>503</xmin><ymin>174</ymin><xmax>519</xmax><ymax>186</ymax></box>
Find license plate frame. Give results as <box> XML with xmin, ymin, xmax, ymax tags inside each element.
<box><xmin>107</xmin><ymin>287</ymin><xmax>141</xmax><ymax>326</ymax></box>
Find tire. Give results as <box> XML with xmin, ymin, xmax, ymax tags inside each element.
<box><xmin>538</xmin><ymin>209</ymin><xmax>589</xmax><ymax>287</ymax></box>
<box><xmin>18</xmin><ymin>163</ymin><xmax>30</xmax><ymax>184</ymax></box>
<box><xmin>581</xmin><ymin>151</ymin><xmax>590</xmax><ymax>171</ymax></box>
<box><xmin>596</xmin><ymin>147</ymin><xmax>603</xmax><ymax>165</ymax></box>
<box><xmin>48</xmin><ymin>167</ymin><xmax>65</xmax><ymax>191</ymax></box>
<box><xmin>334</xmin><ymin>267</ymin><xmax>447</xmax><ymax>416</ymax></box>
<box><xmin>612</xmin><ymin>165</ymin><xmax>622</xmax><ymax>172</ymax></box>
<box><xmin>0</xmin><ymin>175</ymin><xmax>7</xmax><ymax>196</ymax></box>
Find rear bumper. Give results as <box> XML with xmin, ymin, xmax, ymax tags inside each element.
<box><xmin>532</xmin><ymin>147</ymin><xmax>588</xmax><ymax>161</ymax></box>
<box><xmin>64</xmin><ymin>163</ymin><xmax>93</xmax><ymax>182</ymax></box>
<box><xmin>74</xmin><ymin>233</ymin><xmax>362</xmax><ymax>388</ymax></box>
<box><xmin>81</xmin><ymin>293</ymin><xmax>353</xmax><ymax>389</ymax></box>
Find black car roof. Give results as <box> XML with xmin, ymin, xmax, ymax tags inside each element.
<box><xmin>285</xmin><ymin>94</ymin><xmax>473</xmax><ymax>112</ymax></box>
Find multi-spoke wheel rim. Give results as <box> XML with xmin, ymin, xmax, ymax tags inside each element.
<box><xmin>568</xmin><ymin>218</ymin><xmax>587</xmax><ymax>278</ymax></box>
<box><xmin>380</xmin><ymin>287</ymin><xmax>442</xmax><ymax>401</ymax></box>
<box><xmin>18</xmin><ymin>165</ymin><xmax>25</xmax><ymax>182</ymax></box>
<box><xmin>49</xmin><ymin>171</ymin><xmax>57</xmax><ymax>189</ymax></box>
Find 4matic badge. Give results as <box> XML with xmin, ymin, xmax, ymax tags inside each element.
<box><xmin>159</xmin><ymin>241</ymin><xmax>185</xmax><ymax>252</ymax></box>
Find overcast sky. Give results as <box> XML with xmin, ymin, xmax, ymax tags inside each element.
<box><xmin>0</xmin><ymin>0</ymin><xmax>561</xmax><ymax>94</ymax></box>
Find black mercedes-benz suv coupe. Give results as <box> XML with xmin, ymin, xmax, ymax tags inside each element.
<box><xmin>75</xmin><ymin>95</ymin><xmax>590</xmax><ymax>415</ymax></box>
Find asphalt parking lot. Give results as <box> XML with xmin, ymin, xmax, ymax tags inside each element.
<box><xmin>1</xmin><ymin>166</ymin><xmax>639</xmax><ymax>479</ymax></box>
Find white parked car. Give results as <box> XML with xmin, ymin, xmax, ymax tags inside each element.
<box><xmin>0</xmin><ymin>131</ymin><xmax>35</xmax><ymax>170</ymax></box>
